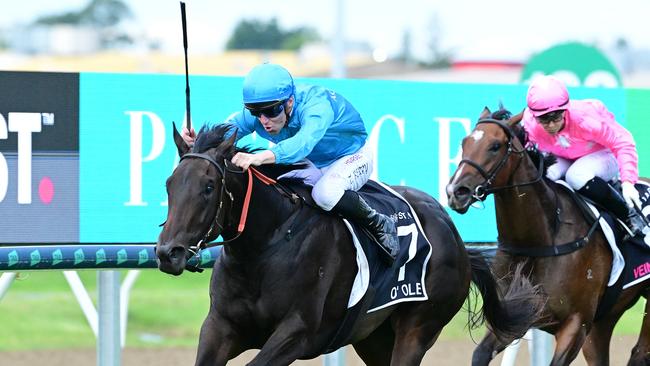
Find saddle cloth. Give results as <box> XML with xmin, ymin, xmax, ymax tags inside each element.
<box><xmin>345</xmin><ymin>180</ymin><xmax>433</xmax><ymax>312</ymax></box>
<box><xmin>621</xmin><ymin>181</ymin><xmax>650</xmax><ymax>290</ymax></box>
<box><xmin>558</xmin><ymin>180</ymin><xmax>650</xmax><ymax>290</ymax></box>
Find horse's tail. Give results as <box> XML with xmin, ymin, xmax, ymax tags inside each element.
<box><xmin>467</xmin><ymin>249</ymin><xmax>544</xmax><ymax>343</ymax></box>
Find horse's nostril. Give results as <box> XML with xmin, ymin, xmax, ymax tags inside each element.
<box><xmin>455</xmin><ymin>186</ymin><xmax>471</xmax><ymax>199</ymax></box>
<box><xmin>169</xmin><ymin>246</ymin><xmax>185</xmax><ymax>260</ymax></box>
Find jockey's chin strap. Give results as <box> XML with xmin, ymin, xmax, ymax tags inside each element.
<box><xmin>459</xmin><ymin>118</ymin><xmax>544</xmax><ymax>201</ymax></box>
<box><xmin>179</xmin><ymin>153</ymin><xmax>276</xmax><ymax>257</ymax></box>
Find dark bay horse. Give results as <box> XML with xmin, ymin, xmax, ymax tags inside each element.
<box><xmin>156</xmin><ymin>123</ymin><xmax>542</xmax><ymax>366</ymax></box>
<box><xmin>446</xmin><ymin>107</ymin><xmax>650</xmax><ymax>366</ymax></box>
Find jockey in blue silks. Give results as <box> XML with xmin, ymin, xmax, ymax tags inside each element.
<box><xmin>182</xmin><ymin>63</ymin><xmax>399</xmax><ymax>260</ymax></box>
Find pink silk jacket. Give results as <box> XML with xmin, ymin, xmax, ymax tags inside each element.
<box><xmin>522</xmin><ymin>99</ymin><xmax>638</xmax><ymax>183</ymax></box>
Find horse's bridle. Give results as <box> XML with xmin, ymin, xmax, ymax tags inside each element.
<box><xmin>179</xmin><ymin>153</ymin><xmax>234</xmax><ymax>251</ymax></box>
<box><xmin>177</xmin><ymin>152</ymin><xmax>276</xmax><ymax>255</ymax></box>
<box><xmin>458</xmin><ymin>118</ymin><xmax>544</xmax><ymax>201</ymax></box>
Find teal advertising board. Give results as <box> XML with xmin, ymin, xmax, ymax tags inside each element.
<box><xmin>0</xmin><ymin>71</ymin><xmax>641</xmax><ymax>245</ymax></box>
<box><xmin>77</xmin><ymin>72</ymin><xmax>628</xmax><ymax>243</ymax></box>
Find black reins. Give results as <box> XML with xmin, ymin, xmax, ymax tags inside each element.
<box><xmin>178</xmin><ymin>152</ymin><xmax>308</xmax><ymax>254</ymax></box>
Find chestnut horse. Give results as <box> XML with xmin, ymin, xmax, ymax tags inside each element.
<box><xmin>156</xmin><ymin>123</ymin><xmax>542</xmax><ymax>366</ymax></box>
<box><xmin>446</xmin><ymin>107</ymin><xmax>650</xmax><ymax>365</ymax></box>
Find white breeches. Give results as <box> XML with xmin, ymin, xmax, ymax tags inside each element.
<box><xmin>546</xmin><ymin>149</ymin><xmax>619</xmax><ymax>189</ymax></box>
<box><xmin>277</xmin><ymin>143</ymin><xmax>374</xmax><ymax>211</ymax></box>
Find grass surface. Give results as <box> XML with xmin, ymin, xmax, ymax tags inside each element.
<box><xmin>0</xmin><ymin>270</ymin><xmax>645</xmax><ymax>351</ymax></box>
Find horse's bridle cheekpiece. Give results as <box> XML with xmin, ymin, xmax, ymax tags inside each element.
<box><xmin>458</xmin><ymin>118</ymin><xmax>544</xmax><ymax>201</ymax></box>
<box><xmin>178</xmin><ymin>152</ymin><xmax>276</xmax><ymax>258</ymax></box>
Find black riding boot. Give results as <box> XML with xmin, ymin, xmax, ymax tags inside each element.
<box><xmin>332</xmin><ymin>190</ymin><xmax>400</xmax><ymax>262</ymax></box>
<box><xmin>578</xmin><ymin>177</ymin><xmax>645</xmax><ymax>236</ymax></box>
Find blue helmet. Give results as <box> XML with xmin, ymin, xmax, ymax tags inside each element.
<box><xmin>242</xmin><ymin>63</ymin><xmax>295</xmax><ymax>104</ymax></box>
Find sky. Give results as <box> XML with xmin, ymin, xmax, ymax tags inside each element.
<box><xmin>1</xmin><ymin>0</ymin><xmax>649</xmax><ymax>61</ymax></box>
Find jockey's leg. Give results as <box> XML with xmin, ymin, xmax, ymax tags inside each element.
<box><xmin>567</xmin><ymin>150</ymin><xmax>644</xmax><ymax>235</ymax></box>
<box><xmin>312</xmin><ymin>143</ymin><xmax>399</xmax><ymax>262</ymax></box>
<box><xmin>332</xmin><ymin>190</ymin><xmax>399</xmax><ymax>261</ymax></box>
<box><xmin>578</xmin><ymin>177</ymin><xmax>644</xmax><ymax>235</ymax></box>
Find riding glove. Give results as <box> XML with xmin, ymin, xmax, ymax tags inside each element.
<box><xmin>622</xmin><ymin>181</ymin><xmax>641</xmax><ymax>208</ymax></box>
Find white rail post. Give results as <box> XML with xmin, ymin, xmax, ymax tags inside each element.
<box><xmin>0</xmin><ymin>272</ymin><xmax>17</xmax><ymax>301</ymax></box>
<box><xmin>98</xmin><ymin>271</ymin><xmax>121</xmax><ymax>366</ymax></box>
<box><xmin>324</xmin><ymin>349</ymin><xmax>345</xmax><ymax>366</ymax></box>
<box><xmin>120</xmin><ymin>270</ymin><xmax>141</xmax><ymax>347</ymax></box>
<box><xmin>530</xmin><ymin>329</ymin><xmax>553</xmax><ymax>365</ymax></box>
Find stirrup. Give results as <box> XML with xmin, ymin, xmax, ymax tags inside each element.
<box><xmin>616</xmin><ymin>217</ymin><xmax>637</xmax><ymax>239</ymax></box>
<box><xmin>616</xmin><ymin>215</ymin><xmax>645</xmax><ymax>239</ymax></box>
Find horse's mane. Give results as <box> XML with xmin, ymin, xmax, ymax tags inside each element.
<box><xmin>192</xmin><ymin>123</ymin><xmax>307</xmax><ymax>182</ymax></box>
<box><xmin>488</xmin><ymin>105</ymin><xmax>557</xmax><ymax>177</ymax></box>
<box><xmin>193</xmin><ymin>124</ymin><xmax>251</xmax><ymax>156</ymax></box>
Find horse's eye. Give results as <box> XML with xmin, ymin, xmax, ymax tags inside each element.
<box><xmin>489</xmin><ymin>142</ymin><xmax>501</xmax><ymax>152</ymax></box>
<box><xmin>205</xmin><ymin>183</ymin><xmax>214</xmax><ymax>195</ymax></box>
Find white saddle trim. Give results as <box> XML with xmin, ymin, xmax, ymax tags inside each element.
<box><xmin>556</xmin><ymin>180</ymin><xmax>624</xmax><ymax>286</ymax></box>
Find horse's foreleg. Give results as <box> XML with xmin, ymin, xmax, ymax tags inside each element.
<box><xmin>195</xmin><ymin>312</ymin><xmax>243</xmax><ymax>366</ymax></box>
<box><xmin>550</xmin><ymin>314</ymin><xmax>589</xmax><ymax>366</ymax></box>
<box><xmin>245</xmin><ymin>313</ymin><xmax>311</xmax><ymax>366</ymax></box>
<box><xmin>628</xmin><ymin>293</ymin><xmax>650</xmax><ymax>366</ymax></box>
<box><xmin>471</xmin><ymin>330</ymin><xmax>510</xmax><ymax>366</ymax></box>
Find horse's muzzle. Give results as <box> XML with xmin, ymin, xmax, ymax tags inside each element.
<box><xmin>155</xmin><ymin>243</ymin><xmax>188</xmax><ymax>276</ymax></box>
<box><xmin>446</xmin><ymin>183</ymin><xmax>472</xmax><ymax>213</ymax></box>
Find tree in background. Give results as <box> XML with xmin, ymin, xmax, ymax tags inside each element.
<box><xmin>226</xmin><ymin>18</ymin><xmax>320</xmax><ymax>50</ymax></box>
<box><xmin>398</xmin><ymin>29</ymin><xmax>414</xmax><ymax>65</ymax></box>
<box><xmin>33</xmin><ymin>0</ymin><xmax>133</xmax><ymax>48</ymax></box>
<box><xmin>423</xmin><ymin>13</ymin><xmax>452</xmax><ymax>68</ymax></box>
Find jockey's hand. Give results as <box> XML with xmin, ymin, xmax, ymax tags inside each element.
<box><xmin>181</xmin><ymin>126</ymin><xmax>196</xmax><ymax>147</ymax></box>
<box><xmin>622</xmin><ymin>181</ymin><xmax>641</xmax><ymax>209</ymax></box>
<box><xmin>231</xmin><ymin>150</ymin><xmax>276</xmax><ymax>171</ymax></box>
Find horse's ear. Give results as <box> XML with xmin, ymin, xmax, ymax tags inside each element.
<box><xmin>480</xmin><ymin>106</ymin><xmax>491</xmax><ymax>120</ymax></box>
<box><xmin>215</xmin><ymin>126</ymin><xmax>239</xmax><ymax>158</ymax></box>
<box><xmin>172</xmin><ymin>122</ymin><xmax>190</xmax><ymax>157</ymax></box>
<box><xmin>507</xmin><ymin>109</ymin><xmax>525</xmax><ymax>126</ymax></box>
<box><xmin>224</xmin><ymin>127</ymin><xmax>238</xmax><ymax>149</ymax></box>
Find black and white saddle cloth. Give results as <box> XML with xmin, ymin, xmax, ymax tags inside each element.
<box><xmin>621</xmin><ymin>181</ymin><xmax>650</xmax><ymax>289</ymax></box>
<box><xmin>344</xmin><ymin>180</ymin><xmax>432</xmax><ymax>312</ymax></box>
<box><xmin>324</xmin><ymin>180</ymin><xmax>433</xmax><ymax>352</ymax></box>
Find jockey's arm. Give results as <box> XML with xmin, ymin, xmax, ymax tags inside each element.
<box><xmin>231</xmin><ymin>150</ymin><xmax>276</xmax><ymax>171</ymax></box>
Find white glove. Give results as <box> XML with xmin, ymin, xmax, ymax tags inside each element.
<box><xmin>277</xmin><ymin>159</ymin><xmax>321</xmax><ymax>186</ymax></box>
<box><xmin>621</xmin><ymin>181</ymin><xmax>641</xmax><ymax>209</ymax></box>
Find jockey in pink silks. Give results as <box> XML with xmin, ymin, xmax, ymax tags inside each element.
<box><xmin>522</xmin><ymin>75</ymin><xmax>646</xmax><ymax>235</ymax></box>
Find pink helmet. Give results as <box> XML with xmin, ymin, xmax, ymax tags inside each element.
<box><xmin>526</xmin><ymin>75</ymin><xmax>570</xmax><ymax>117</ymax></box>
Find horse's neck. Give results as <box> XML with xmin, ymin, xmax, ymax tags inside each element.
<box><xmin>493</xmin><ymin>162</ymin><xmax>558</xmax><ymax>245</ymax></box>
<box><xmin>224</xmin><ymin>175</ymin><xmax>299</xmax><ymax>254</ymax></box>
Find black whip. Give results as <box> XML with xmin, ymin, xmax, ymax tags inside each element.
<box><xmin>180</xmin><ymin>1</ymin><xmax>191</xmax><ymax>131</ymax></box>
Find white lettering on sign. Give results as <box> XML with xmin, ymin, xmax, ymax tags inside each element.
<box><xmin>124</xmin><ymin>111</ymin><xmax>165</xmax><ymax>206</ymax></box>
<box><xmin>0</xmin><ymin>112</ymin><xmax>51</xmax><ymax>204</ymax></box>
<box><xmin>434</xmin><ymin>117</ymin><xmax>471</xmax><ymax>207</ymax></box>
<box><xmin>367</xmin><ymin>114</ymin><xmax>405</xmax><ymax>184</ymax></box>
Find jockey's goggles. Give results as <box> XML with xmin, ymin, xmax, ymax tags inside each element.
<box><xmin>537</xmin><ymin>110</ymin><xmax>565</xmax><ymax>125</ymax></box>
<box><xmin>245</xmin><ymin>100</ymin><xmax>286</xmax><ymax>118</ymax></box>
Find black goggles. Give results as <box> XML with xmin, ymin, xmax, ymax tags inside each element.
<box><xmin>537</xmin><ymin>110</ymin><xmax>565</xmax><ymax>125</ymax></box>
<box><xmin>245</xmin><ymin>100</ymin><xmax>286</xmax><ymax>118</ymax></box>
